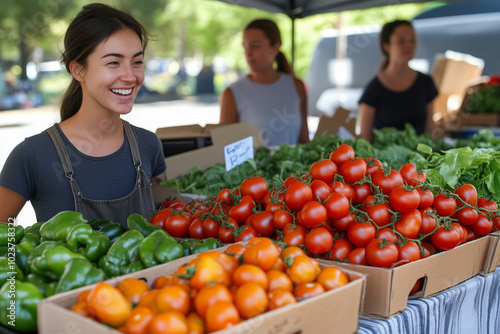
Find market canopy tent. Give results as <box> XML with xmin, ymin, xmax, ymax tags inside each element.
<box><xmin>212</xmin><ymin>0</ymin><xmax>474</xmax><ymax>65</ymax></box>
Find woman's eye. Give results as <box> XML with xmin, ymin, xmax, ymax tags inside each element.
<box><xmin>107</xmin><ymin>61</ymin><xmax>119</xmax><ymax>66</ymax></box>
<box><xmin>133</xmin><ymin>60</ymin><xmax>144</xmax><ymax>66</ymax></box>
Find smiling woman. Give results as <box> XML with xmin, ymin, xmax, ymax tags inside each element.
<box><xmin>0</xmin><ymin>3</ymin><xmax>166</xmax><ymax>227</ymax></box>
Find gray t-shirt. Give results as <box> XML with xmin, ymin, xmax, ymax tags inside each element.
<box><xmin>0</xmin><ymin>123</ymin><xmax>166</xmax><ymax>222</ymax></box>
<box><xmin>229</xmin><ymin>73</ymin><xmax>302</xmax><ymax>146</ymax></box>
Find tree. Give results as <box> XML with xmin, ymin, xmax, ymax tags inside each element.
<box><xmin>0</xmin><ymin>0</ymin><xmax>78</xmax><ymax>80</ymax></box>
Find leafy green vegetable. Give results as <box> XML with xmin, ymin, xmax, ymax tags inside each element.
<box><xmin>415</xmin><ymin>146</ymin><xmax>500</xmax><ymax>202</ymax></box>
<box><xmin>161</xmin><ymin>124</ymin><xmax>500</xmax><ymax>199</ymax></box>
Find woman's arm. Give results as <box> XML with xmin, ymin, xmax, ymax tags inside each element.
<box><xmin>294</xmin><ymin>78</ymin><xmax>310</xmax><ymax>144</ymax></box>
<box><xmin>357</xmin><ymin>103</ymin><xmax>376</xmax><ymax>142</ymax></box>
<box><xmin>219</xmin><ymin>88</ymin><xmax>238</xmax><ymax>124</ymax></box>
<box><xmin>0</xmin><ymin>186</ymin><xmax>27</xmax><ymax>223</ymax></box>
<box><xmin>425</xmin><ymin>101</ymin><xmax>436</xmax><ymax>138</ymax></box>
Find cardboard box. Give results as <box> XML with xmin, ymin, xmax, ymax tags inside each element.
<box><xmin>432</xmin><ymin>51</ymin><xmax>484</xmax><ymax>96</ymax></box>
<box><xmin>156</xmin><ymin>124</ymin><xmax>225</xmax><ymax>158</ymax></box>
<box><xmin>38</xmin><ymin>249</ymin><xmax>366</xmax><ymax>334</ymax></box>
<box><xmin>432</xmin><ymin>51</ymin><xmax>484</xmax><ymax>121</ymax></box>
<box><xmin>157</xmin><ymin>122</ymin><xmax>263</xmax><ymax>180</ymax></box>
<box><xmin>314</xmin><ymin>107</ymin><xmax>358</xmax><ymax>140</ymax></box>
<box><xmin>482</xmin><ymin>230</ymin><xmax>500</xmax><ymax>275</ymax></box>
<box><xmin>317</xmin><ymin>235</ymin><xmax>490</xmax><ymax>318</ymax></box>
<box><xmin>457</xmin><ymin>112</ymin><xmax>500</xmax><ymax>127</ymax></box>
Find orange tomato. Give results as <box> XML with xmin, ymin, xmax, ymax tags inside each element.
<box><xmin>153</xmin><ymin>275</ymin><xmax>173</xmax><ymax>290</ymax></box>
<box><xmin>205</xmin><ymin>301</ymin><xmax>240</xmax><ymax>333</ymax></box>
<box><xmin>137</xmin><ymin>290</ymin><xmax>161</xmax><ymax>314</ymax></box>
<box><xmin>280</xmin><ymin>245</ymin><xmax>306</xmax><ymax>261</ymax></box>
<box><xmin>186</xmin><ymin>312</ymin><xmax>205</xmax><ymax>334</ymax></box>
<box><xmin>201</xmin><ymin>251</ymin><xmax>239</xmax><ymax>277</ymax></box>
<box><xmin>285</xmin><ymin>255</ymin><xmax>321</xmax><ymax>285</ymax></box>
<box><xmin>266</xmin><ymin>270</ymin><xmax>293</xmax><ymax>292</ymax></box>
<box><xmin>293</xmin><ymin>282</ymin><xmax>325</xmax><ymax>301</ymax></box>
<box><xmin>70</xmin><ymin>301</ymin><xmax>92</xmax><ymax>318</ymax></box>
<box><xmin>76</xmin><ymin>290</ymin><xmax>91</xmax><ymax>303</ymax></box>
<box><xmin>86</xmin><ymin>282</ymin><xmax>132</xmax><ymax>328</ymax></box>
<box><xmin>267</xmin><ymin>289</ymin><xmax>297</xmax><ymax>310</ymax></box>
<box><xmin>190</xmin><ymin>254</ymin><xmax>231</xmax><ymax>290</ymax></box>
<box><xmin>232</xmin><ymin>264</ymin><xmax>268</xmax><ymax>290</ymax></box>
<box><xmin>156</xmin><ymin>285</ymin><xmax>191</xmax><ymax>315</ymax></box>
<box><xmin>270</xmin><ymin>257</ymin><xmax>286</xmax><ymax>272</ymax></box>
<box><xmin>172</xmin><ymin>264</ymin><xmax>192</xmax><ymax>286</ymax></box>
<box><xmin>124</xmin><ymin>306</ymin><xmax>154</xmax><ymax>334</ymax></box>
<box><xmin>194</xmin><ymin>284</ymin><xmax>233</xmax><ymax>318</ymax></box>
<box><xmin>234</xmin><ymin>282</ymin><xmax>268</xmax><ymax>319</ymax></box>
<box><xmin>117</xmin><ymin>278</ymin><xmax>150</xmax><ymax>305</ymax></box>
<box><xmin>148</xmin><ymin>311</ymin><xmax>188</xmax><ymax>334</ymax></box>
<box><xmin>316</xmin><ymin>267</ymin><xmax>349</xmax><ymax>291</ymax></box>
<box><xmin>242</xmin><ymin>237</ymin><xmax>281</xmax><ymax>272</ymax></box>
<box><xmin>224</xmin><ymin>244</ymin><xmax>246</xmax><ymax>260</ymax></box>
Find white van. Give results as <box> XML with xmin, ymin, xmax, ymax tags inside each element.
<box><xmin>305</xmin><ymin>6</ymin><xmax>500</xmax><ymax>117</ymax></box>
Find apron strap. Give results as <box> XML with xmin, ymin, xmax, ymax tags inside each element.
<box><xmin>122</xmin><ymin>120</ymin><xmax>142</xmax><ymax>170</ymax></box>
<box><xmin>46</xmin><ymin>125</ymin><xmax>74</xmax><ymax>179</ymax></box>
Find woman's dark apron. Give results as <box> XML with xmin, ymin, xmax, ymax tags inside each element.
<box><xmin>46</xmin><ymin>120</ymin><xmax>154</xmax><ymax>227</ymax></box>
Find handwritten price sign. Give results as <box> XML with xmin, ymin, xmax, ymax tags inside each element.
<box><xmin>224</xmin><ymin>136</ymin><xmax>254</xmax><ymax>171</ymax></box>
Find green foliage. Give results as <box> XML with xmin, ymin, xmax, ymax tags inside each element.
<box><xmin>0</xmin><ymin>0</ymin><xmax>441</xmax><ymax>82</ymax></box>
<box><xmin>464</xmin><ymin>85</ymin><xmax>500</xmax><ymax>114</ymax></box>
<box><xmin>162</xmin><ymin>125</ymin><xmax>500</xmax><ymax>201</ymax></box>
<box><xmin>415</xmin><ymin>146</ymin><xmax>500</xmax><ymax>202</ymax></box>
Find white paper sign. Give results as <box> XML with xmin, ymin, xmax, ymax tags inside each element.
<box><xmin>224</xmin><ymin>136</ymin><xmax>254</xmax><ymax>171</ymax></box>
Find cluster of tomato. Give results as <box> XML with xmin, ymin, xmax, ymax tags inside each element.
<box><xmin>151</xmin><ymin>143</ymin><xmax>500</xmax><ymax>269</ymax></box>
<box><xmin>70</xmin><ymin>237</ymin><xmax>349</xmax><ymax>333</ymax></box>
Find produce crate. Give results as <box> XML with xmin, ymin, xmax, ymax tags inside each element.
<box><xmin>38</xmin><ymin>246</ymin><xmax>366</xmax><ymax>334</ymax></box>
<box><xmin>458</xmin><ymin>112</ymin><xmax>500</xmax><ymax>127</ymax></box>
<box><xmin>482</xmin><ymin>230</ymin><xmax>500</xmax><ymax>275</ymax></box>
<box><xmin>317</xmin><ymin>235</ymin><xmax>490</xmax><ymax>319</ymax></box>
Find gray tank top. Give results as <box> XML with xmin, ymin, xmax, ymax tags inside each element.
<box><xmin>229</xmin><ymin>73</ymin><xmax>302</xmax><ymax>146</ymax></box>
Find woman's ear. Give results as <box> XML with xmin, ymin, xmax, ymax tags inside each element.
<box><xmin>273</xmin><ymin>42</ymin><xmax>281</xmax><ymax>56</ymax></box>
<box><xmin>69</xmin><ymin>61</ymin><xmax>85</xmax><ymax>81</ymax></box>
<box><xmin>382</xmin><ymin>42</ymin><xmax>390</xmax><ymax>55</ymax></box>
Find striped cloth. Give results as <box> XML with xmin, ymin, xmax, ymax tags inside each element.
<box><xmin>358</xmin><ymin>267</ymin><xmax>500</xmax><ymax>333</ymax></box>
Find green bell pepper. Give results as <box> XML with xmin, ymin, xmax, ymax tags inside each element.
<box><xmin>25</xmin><ymin>274</ymin><xmax>57</xmax><ymax>298</ymax></box>
<box><xmin>39</xmin><ymin>211</ymin><xmax>87</xmax><ymax>241</ymax></box>
<box><xmin>19</xmin><ymin>233</ymin><xmax>40</xmax><ymax>247</ymax></box>
<box><xmin>138</xmin><ymin>230</ymin><xmax>184</xmax><ymax>268</ymax></box>
<box><xmin>101</xmin><ymin>230</ymin><xmax>144</xmax><ymax>277</ymax></box>
<box><xmin>0</xmin><ymin>280</ymin><xmax>44</xmax><ymax>332</ymax></box>
<box><xmin>181</xmin><ymin>237</ymin><xmax>221</xmax><ymax>255</ymax></box>
<box><xmin>0</xmin><ymin>257</ymin><xmax>25</xmax><ymax>288</ymax></box>
<box><xmin>120</xmin><ymin>261</ymin><xmax>145</xmax><ymax>274</ymax></box>
<box><xmin>0</xmin><ymin>246</ymin><xmax>7</xmax><ymax>258</ymax></box>
<box><xmin>55</xmin><ymin>258</ymin><xmax>108</xmax><ymax>294</ymax></box>
<box><xmin>88</xmin><ymin>219</ymin><xmax>114</xmax><ymax>230</ymax></box>
<box><xmin>15</xmin><ymin>242</ymin><xmax>34</xmax><ymax>274</ymax></box>
<box><xmin>88</xmin><ymin>218</ymin><xmax>127</xmax><ymax>242</ymax></box>
<box><xmin>127</xmin><ymin>213</ymin><xmax>167</xmax><ymax>237</ymax></box>
<box><xmin>0</xmin><ymin>223</ymin><xmax>24</xmax><ymax>246</ymax></box>
<box><xmin>26</xmin><ymin>241</ymin><xmax>66</xmax><ymax>275</ymax></box>
<box><xmin>45</xmin><ymin>282</ymin><xmax>57</xmax><ymax>297</ymax></box>
<box><xmin>66</xmin><ymin>224</ymin><xmax>111</xmax><ymax>262</ymax></box>
<box><xmin>30</xmin><ymin>245</ymin><xmax>87</xmax><ymax>281</ymax></box>
<box><xmin>98</xmin><ymin>223</ymin><xmax>127</xmax><ymax>243</ymax></box>
<box><xmin>24</xmin><ymin>221</ymin><xmax>44</xmax><ymax>236</ymax></box>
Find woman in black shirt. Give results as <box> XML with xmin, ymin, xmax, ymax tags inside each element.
<box><xmin>358</xmin><ymin>20</ymin><xmax>438</xmax><ymax>142</ymax></box>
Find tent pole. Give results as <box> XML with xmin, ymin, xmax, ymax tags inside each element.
<box><xmin>291</xmin><ymin>17</ymin><xmax>295</xmax><ymax>72</ymax></box>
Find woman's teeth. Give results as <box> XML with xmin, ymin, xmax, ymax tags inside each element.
<box><xmin>112</xmin><ymin>89</ymin><xmax>132</xmax><ymax>95</ymax></box>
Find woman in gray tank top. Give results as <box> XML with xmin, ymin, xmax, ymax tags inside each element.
<box><xmin>220</xmin><ymin>19</ymin><xmax>310</xmax><ymax>147</ymax></box>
